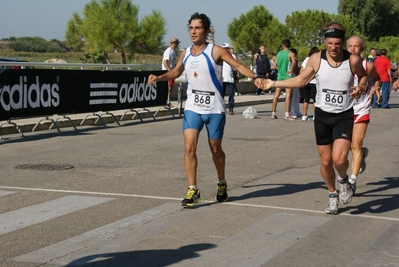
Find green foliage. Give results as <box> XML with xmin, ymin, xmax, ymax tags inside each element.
<box><xmin>338</xmin><ymin>0</ymin><xmax>399</xmax><ymax>41</ymax></box>
<box><xmin>286</xmin><ymin>11</ymin><xmax>358</xmax><ymax>48</ymax></box>
<box><xmin>65</xmin><ymin>0</ymin><xmax>166</xmax><ymax>64</ymax></box>
<box><xmin>134</xmin><ymin>10</ymin><xmax>166</xmax><ymax>54</ymax></box>
<box><xmin>65</xmin><ymin>13</ymin><xmax>85</xmax><ymax>51</ymax></box>
<box><xmin>81</xmin><ymin>51</ymin><xmax>107</xmax><ymax>63</ymax></box>
<box><xmin>227</xmin><ymin>5</ymin><xmax>292</xmax><ymax>64</ymax></box>
<box><xmin>285</xmin><ymin>10</ymin><xmax>332</xmax><ymax>47</ymax></box>
<box><xmin>8</xmin><ymin>37</ymin><xmax>68</xmax><ymax>53</ymax></box>
<box><xmin>376</xmin><ymin>36</ymin><xmax>399</xmax><ymax>62</ymax></box>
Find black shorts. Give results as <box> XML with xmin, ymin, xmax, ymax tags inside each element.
<box><xmin>303</xmin><ymin>83</ymin><xmax>316</xmax><ymax>103</ymax></box>
<box><xmin>314</xmin><ymin>107</ymin><xmax>354</xmax><ymax>145</ymax></box>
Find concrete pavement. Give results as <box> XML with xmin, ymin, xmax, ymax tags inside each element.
<box><xmin>0</xmin><ymin>92</ymin><xmax>398</xmax><ymax>267</ymax></box>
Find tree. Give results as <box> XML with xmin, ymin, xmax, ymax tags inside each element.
<box><xmin>286</xmin><ymin>10</ymin><xmax>358</xmax><ymax>47</ymax></box>
<box><xmin>377</xmin><ymin>36</ymin><xmax>399</xmax><ymax>63</ymax></box>
<box><xmin>65</xmin><ymin>0</ymin><xmax>166</xmax><ymax>64</ymax></box>
<box><xmin>338</xmin><ymin>0</ymin><xmax>399</xmax><ymax>41</ymax></box>
<box><xmin>286</xmin><ymin>10</ymin><xmax>336</xmax><ymax>47</ymax></box>
<box><xmin>227</xmin><ymin>5</ymin><xmax>292</xmax><ymax>64</ymax></box>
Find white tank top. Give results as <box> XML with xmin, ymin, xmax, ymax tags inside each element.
<box><xmin>183</xmin><ymin>43</ymin><xmax>225</xmax><ymax>114</ymax></box>
<box><xmin>353</xmin><ymin>59</ymin><xmax>372</xmax><ymax>115</ymax></box>
<box><xmin>315</xmin><ymin>50</ymin><xmax>355</xmax><ymax>113</ymax></box>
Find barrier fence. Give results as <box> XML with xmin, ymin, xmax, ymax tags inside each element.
<box><xmin>0</xmin><ymin>61</ymin><xmax>181</xmax><ymax>139</ymax></box>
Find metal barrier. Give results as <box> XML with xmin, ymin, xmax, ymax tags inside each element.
<box><xmin>0</xmin><ymin>61</ymin><xmax>183</xmax><ymax>140</ymax></box>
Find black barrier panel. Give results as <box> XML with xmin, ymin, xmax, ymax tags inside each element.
<box><xmin>73</xmin><ymin>70</ymin><xmax>168</xmax><ymax>113</ymax></box>
<box><xmin>0</xmin><ymin>69</ymin><xmax>167</xmax><ymax>121</ymax></box>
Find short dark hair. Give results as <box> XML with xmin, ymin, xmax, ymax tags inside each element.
<box><xmin>381</xmin><ymin>49</ymin><xmax>388</xmax><ymax>55</ymax></box>
<box><xmin>282</xmin><ymin>39</ymin><xmax>291</xmax><ymax>48</ymax></box>
<box><xmin>188</xmin><ymin>12</ymin><xmax>211</xmax><ymax>31</ymax></box>
<box><xmin>308</xmin><ymin>46</ymin><xmax>320</xmax><ymax>57</ymax></box>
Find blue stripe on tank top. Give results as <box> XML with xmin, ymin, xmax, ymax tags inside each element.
<box><xmin>202</xmin><ymin>51</ymin><xmax>224</xmax><ymax>97</ymax></box>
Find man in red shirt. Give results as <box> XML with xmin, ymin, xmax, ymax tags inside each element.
<box><xmin>373</xmin><ymin>49</ymin><xmax>393</xmax><ymax>108</ymax></box>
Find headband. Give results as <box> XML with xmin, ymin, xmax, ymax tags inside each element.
<box><xmin>323</xmin><ymin>28</ymin><xmax>345</xmax><ymax>38</ymax></box>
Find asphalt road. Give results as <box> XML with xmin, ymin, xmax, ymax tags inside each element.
<box><xmin>0</xmin><ymin>93</ymin><xmax>398</xmax><ymax>267</ymax></box>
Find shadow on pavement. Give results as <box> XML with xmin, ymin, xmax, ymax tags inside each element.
<box><xmin>65</xmin><ymin>243</ymin><xmax>216</xmax><ymax>267</ymax></box>
<box><xmin>342</xmin><ymin>177</ymin><xmax>399</xmax><ymax>214</ymax></box>
<box><xmin>228</xmin><ymin>181</ymin><xmax>326</xmax><ymax>202</ymax></box>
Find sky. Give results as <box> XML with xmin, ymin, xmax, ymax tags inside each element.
<box><xmin>0</xmin><ymin>0</ymin><xmax>339</xmax><ymax>48</ymax></box>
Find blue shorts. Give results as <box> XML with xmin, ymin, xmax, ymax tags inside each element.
<box><xmin>183</xmin><ymin>110</ymin><xmax>226</xmax><ymax>140</ymax></box>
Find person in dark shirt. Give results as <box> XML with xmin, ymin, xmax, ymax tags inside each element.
<box><xmin>254</xmin><ymin>45</ymin><xmax>270</xmax><ymax>95</ymax></box>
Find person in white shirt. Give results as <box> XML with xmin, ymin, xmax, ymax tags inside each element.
<box><xmin>162</xmin><ymin>37</ymin><xmax>180</xmax><ymax>109</ymax></box>
<box><xmin>300</xmin><ymin>46</ymin><xmax>320</xmax><ymax>121</ymax></box>
<box><xmin>221</xmin><ymin>43</ymin><xmax>236</xmax><ymax>115</ymax></box>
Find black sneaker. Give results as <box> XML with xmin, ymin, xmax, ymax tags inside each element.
<box><xmin>359</xmin><ymin>147</ymin><xmax>369</xmax><ymax>174</ymax></box>
<box><xmin>181</xmin><ymin>188</ymin><xmax>201</xmax><ymax>207</ymax></box>
<box><xmin>216</xmin><ymin>182</ymin><xmax>228</xmax><ymax>202</ymax></box>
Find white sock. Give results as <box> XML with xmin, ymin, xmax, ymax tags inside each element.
<box><xmin>350</xmin><ymin>175</ymin><xmax>357</xmax><ymax>181</ymax></box>
<box><xmin>285</xmin><ymin>112</ymin><xmax>289</xmax><ymax>117</ymax></box>
<box><xmin>189</xmin><ymin>185</ymin><xmax>197</xmax><ymax>189</ymax></box>
<box><xmin>218</xmin><ymin>179</ymin><xmax>226</xmax><ymax>184</ymax></box>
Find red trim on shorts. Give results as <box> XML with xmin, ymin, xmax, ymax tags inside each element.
<box><xmin>354</xmin><ymin>114</ymin><xmax>370</xmax><ymax>124</ymax></box>
<box><xmin>168</xmin><ymin>80</ymin><xmax>175</xmax><ymax>87</ymax></box>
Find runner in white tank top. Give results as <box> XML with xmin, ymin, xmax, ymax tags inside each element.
<box><xmin>147</xmin><ymin>12</ymin><xmax>258</xmax><ymax>207</ymax></box>
<box><xmin>256</xmin><ymin>22</ymin><xmax>369</xmax><ymax>215</ymax></box>
<box><xmin>315</xmin><ymin>49</ymin><xmax>355</xmax><ymax>113</ymax></box>
<box><xmin>346</xmin><ymin>36</ymin><xmax>381</xmax><ymax>192</ymax></box>
<box><xmin>183</xmin><ymin>43</ymin><xmax>225</xmax><ymax>114</ymax></box>
<box><xmin>353</xmin><ymin>60</ymin><xmax>372</xmax><ymax>117</ymax></box>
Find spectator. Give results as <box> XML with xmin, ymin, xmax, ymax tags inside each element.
<box><xmin>374</xmin><ymin>49</ymin><xmax>393</xmax><ymax>108</ymax></box>
<box><xmin>271</xmin><ymin>39</ymin><xmax>297</xmax><ymax>120</ymax></box>
<box><xmin>367</xmin><ymin>48</ymin><xmax>377</xmax><ymax>63</ymax></box>
<box><xmin>229</xmin><ymin>47</ymin><xmax>241</xmax><ymax>96</ymax></box>
<box><xmin>301</xmin><ymin>46</ymin><xmax>320</xmax><ymax>121</ymax></box>
<box><xmin>221</xmin><ymin>43</ymin><xmax>236</xmax><ymax>115</ymax></box>
<box><xmin>289</xmin><ymin>48</ymin><xmax>301</xmax><ymax>118</ymax></box>
<box><xmin>254</xmin><ymin>45</ymin><xmax>270</xmax><ymax>95</ymax></box>
<box><xmin>162</xmin><ymin>37</ymin><xmax>180</xmax><ymax>109</ymax></box>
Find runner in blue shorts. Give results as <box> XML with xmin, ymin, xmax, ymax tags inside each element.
<box><xmin>148</xmin><ymin>13</ymin><xmax>259</xmax><ymax>207</ymax></box>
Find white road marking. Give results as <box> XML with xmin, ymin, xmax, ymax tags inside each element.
<box><xmin>1</xmin><ymin>185</ymin><xmax>398</xmax><ymax>222</ymax></box>
<box><xmin>0</xmin><ymin>190</ymin><xmax>15</xmax><ymax>197</ymax></box>
<box><xmin>0</xmin><ymin>195</ymin><xmax>113</xmax><ymax>235</ymax></box>
<box><xmin>14</xmin><ymin>202</ymin><xmax>216</xmax><ymax>265</ymax></box>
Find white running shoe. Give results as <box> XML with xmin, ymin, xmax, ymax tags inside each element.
<box><xmin>349</xmin><ymin>175</ymin><xmax>357</xmax><ymax>195</ymax></box>
<box><xmin>325</xmin><ymin>192</ymin><xmax>339</xmax><ymax>214</ymax></box>
<box><xmin>338</xmin><ymin>177</ymin><xmax>354</xmax><ymax>204</ymax></box>
<box><xmin>302</xmin><ymin>116</ymin><xmax>308</xmax><ymax>121</ymax></box>
<box><xmin>284</xmin><ymin>114</ymin><xmax>295</xmax><ymax>121</ymax></box>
